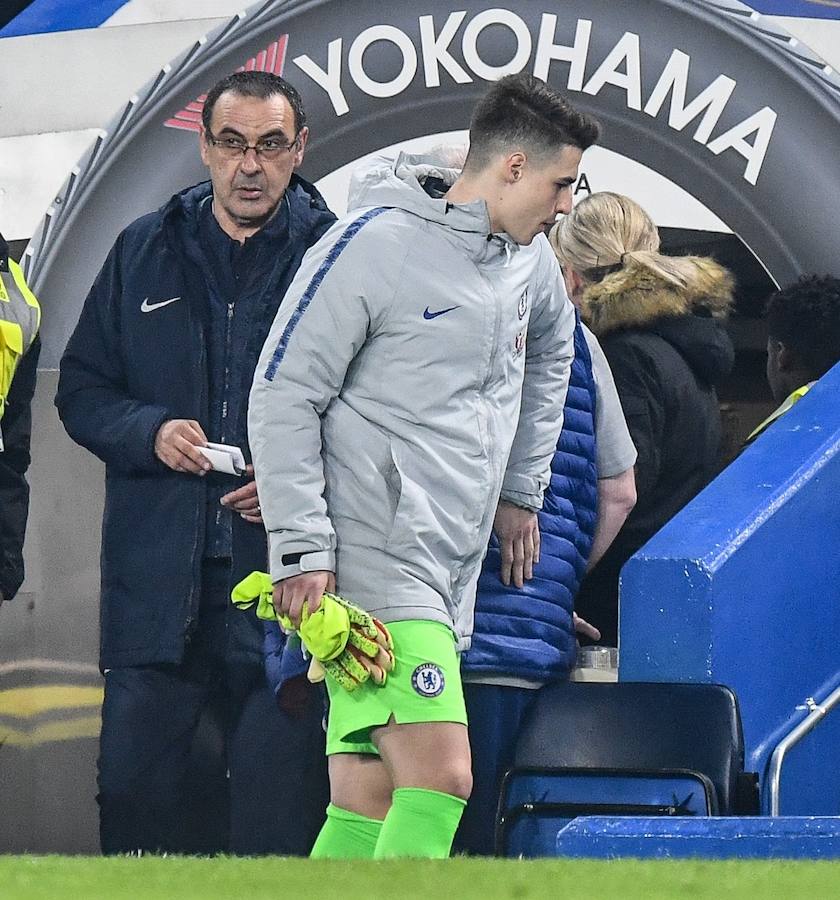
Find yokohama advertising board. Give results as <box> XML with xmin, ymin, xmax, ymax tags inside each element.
<box><xmin>26</xmin><ymin>0</ymin><xmax>840</xmax><ymax>366</ymax></box>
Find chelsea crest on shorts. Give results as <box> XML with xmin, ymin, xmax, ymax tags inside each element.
<box><xmin>411</xmin><ymin>663</ymin><xmax>446</xmax><ymax>698</ymax></box>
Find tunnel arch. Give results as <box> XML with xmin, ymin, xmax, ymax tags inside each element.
<box><xmin>25</xmin><ymin>0</ymin><xmax>840</xmax><ymax>365</ymax></box>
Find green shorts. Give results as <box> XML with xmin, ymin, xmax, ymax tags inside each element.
<box><xmin>325</xmin><ymin>619</ymin><xmax>467</xmax><ymax>756</ymax></box>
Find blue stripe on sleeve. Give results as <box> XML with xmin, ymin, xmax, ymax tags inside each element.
<box><xmin>263</xmin><ymin>206</ymin><xmax>389</xmax><ymax>382</ymax></box>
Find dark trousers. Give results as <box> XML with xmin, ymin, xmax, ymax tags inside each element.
<box><xmin>454</xmin><ymin>682</ymin><xmax>540</xmax><ymax>856</ymax></box>
<box><xmin>97</xmin><ymin>560</ymin><xmax>328</xmax><ymax>855</ymax></box>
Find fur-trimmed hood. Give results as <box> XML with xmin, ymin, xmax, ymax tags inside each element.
<box><xmin>580</xmin><ymin>255</ymin><xmax>733</xmax><ymax>336</ymax></box>
<box><xmin>582</xmin><ymin>256</ymin><xmax>735</xmax><ymax>385</ymax></box>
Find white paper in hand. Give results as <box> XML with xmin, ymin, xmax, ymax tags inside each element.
<box><xmin>196</xmin><ymin>442</ymin><xmax>247</xmax><ymax>476</ymax></box>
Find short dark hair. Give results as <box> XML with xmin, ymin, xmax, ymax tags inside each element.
<box><xmin>766</xmin><ymin>275</ymin><xmax>840</xmax><ymax>381</ymax></box>
<box><xmin>201</xmin><ymin>70</ymin><xmax>306</xmax><ymax>134</ymax></box>
<box><xmin>464</xmin><ymin>73</ymin><xmax>600</xmax><ymax>172</ymax></box>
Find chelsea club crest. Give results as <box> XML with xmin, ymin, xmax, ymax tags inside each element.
<box><xmin>518</xmin><ymin>289</ymin><xmax>528</xmax><ymax>320</ymax></box>
<box><xmin>411</xmin><ymin>663</ymin><xmax>445</xmax><ymax>697</ymax></box>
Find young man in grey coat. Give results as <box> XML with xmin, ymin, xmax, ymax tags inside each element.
<box><xmin>249</xmin><ymin>73</ymin><xmax>600</xmax><ymax>859</ymax></box>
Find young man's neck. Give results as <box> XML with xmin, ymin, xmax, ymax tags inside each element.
<box><xmin>445</xmin><ymin>169</ymin><xmax>503</xmax><ymax>234</ymax></box>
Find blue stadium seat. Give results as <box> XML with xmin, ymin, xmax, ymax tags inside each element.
<box><xmin>496</xmin><ymin>682</ymin><xmax>756</xmax><ymax>857</ymax></box>
<box><xmin>497</xmin><ymin>768</ymin><xmax>715</xmax><ymax>857</ymax></box>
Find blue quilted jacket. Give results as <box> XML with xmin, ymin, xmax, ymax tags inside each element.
<box><xmin>462</xmin><ymin>319</ymin><xmax>598</xmax><ymax>683</ymax></box>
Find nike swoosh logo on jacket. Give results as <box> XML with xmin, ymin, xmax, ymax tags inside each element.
<box><xmin>140</xmin><ymin>296</ymin><xmax>181</xmax><ymax>312</ymax></box>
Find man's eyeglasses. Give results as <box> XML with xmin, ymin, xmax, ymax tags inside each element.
<box><xmin>205</xmin><ymin>130</ymin><xmax>299</xmax><ymax>161</ymax></box>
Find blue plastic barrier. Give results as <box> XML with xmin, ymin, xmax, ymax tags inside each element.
<box><xmin>620</xmin><ymin>362</ymin><xmax>840</xmax><ymax>815</ymax></box>
<box><xmin>555</xmin><ymin>816</ymin><xmax>840</xmax><ymax>859</ymax></box>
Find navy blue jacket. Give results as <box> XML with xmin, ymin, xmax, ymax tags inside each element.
<box><xmin>56</xmin><ymin>177</ymin><xmax>335</xmax><ymax>669</ymax></box>
<box><xmin>463</xmin><ymin>321</ymin><xmax>598</xmax><ymax>683</ymax></box>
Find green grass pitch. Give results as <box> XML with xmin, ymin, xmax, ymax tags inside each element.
<box><xmin>2</xmin><ymin>857</ymin><xmax>840</xmax><ymax>899</ymax></box>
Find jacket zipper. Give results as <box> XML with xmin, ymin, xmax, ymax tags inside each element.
<box><xmin>453</xmin><ymin>257</ymin><xmax>504</xmax><ymax>598</ymax></box>
<box><xmin>185</xmin><ymin>330</ymin><xmax>207</xmax><ymax>639</ymax></box>
<box><xmin>220</xmin><ymin>300</ymin><xmax>235</xmax><ymax>443</ymax></box>
<box><xmin>214</xmin><ymin>300</ymin><xmax>235</xmax><ymax>534</ymax></box>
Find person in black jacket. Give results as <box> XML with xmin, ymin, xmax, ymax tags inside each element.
<box><xmin>0</xmin><ymin>233</ymin><xmax>40</xmax><ymax>607</ymax></box>
<box><xmin>551</xmin><ymin>192</ymin><xmax>734</xmax><ymax>646</ymax></box>
<box><xmin>747</xmin><ymin>275</ymin><xmax>840</xmax><ymax>442</ymax></box>
<box><xmin>55</xmin><ymin>71</ymin><xmax>336</xmax><ymax>855</ymax></box>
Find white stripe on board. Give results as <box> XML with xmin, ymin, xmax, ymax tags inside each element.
<box><xmin>101</xmin><ymin>0</ymin><xmax>248</xmax><ymax>27</ymax></box>
<box><xmin>0</xmin><ymin>658</ymin><xmax>100</xmax><ymax>677</ymax></box>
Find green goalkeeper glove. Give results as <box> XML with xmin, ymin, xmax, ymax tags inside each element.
<box><xmin>231</xmin><ymin>571</ymin><xmax>395</xmax><ymax>692</ymax></box>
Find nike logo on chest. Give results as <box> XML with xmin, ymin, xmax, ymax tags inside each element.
<box><xmin>423</xmin><ymin>305</ymin><xmax>458</xmax><ymax>320</ymax></box>
<box><xmin>141</xmin><ymin>296</ymin><xmax>182</xmax><ymax>313</ymax></box>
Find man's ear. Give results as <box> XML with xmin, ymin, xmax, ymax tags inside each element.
<box><xmin>293</xmin><ymin>126</ymin><xmax>309</xmax><ymax>168</ymax></box>
<box><xmin>776</xmin><ymin>340</ymin><xmax>795</xmax><ymax>372</ymax></box>
<box><xmin>562</xmin><ymin>266</ymin><xmax>585</xmax><ymax>305</ymax></box>
<box><xmin>199</xmin><ymin>127</ymin><xmax>211</xmax><ymax>167</ymax></box>
<box><xmin>504</xmin><ymin>151</ymin><xmax>526</xmax><ymax>184</ymax></box>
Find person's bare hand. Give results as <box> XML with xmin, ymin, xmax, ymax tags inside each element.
<box><xmin>273</xmin><ymin>570</ymin><xmax>336</xmax><ymax>628</ymax></box>
<box><xmin>221</xmin><ymin>464</ymin><xmax>261</xmax><ymax>523</ymax></box>
<box><xmin>494</xmin><ymin>500</ymin><xmax>540</xmax><ymax>588</ymax></box>
<box><xmin>154</xmin><ymin>419</ymin><xmax>212</xmax><ymax>475</ymax></box>
<box><xmin>573</xmin><ymin>612</ymin><xmax>601</xmax><ymax>642</ymax></box>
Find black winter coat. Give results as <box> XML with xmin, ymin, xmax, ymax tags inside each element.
<box><xmin>575</xmin><ymin>257</ymin><xmax>735</xmax><ymax>645</ymax></box>
<box><xmin>56</xmin><ymin>178</ymin><xmax>335</xmax><ymax>668</ymax></box>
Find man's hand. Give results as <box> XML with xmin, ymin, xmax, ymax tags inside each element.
<box><xmin>221</xmin><ymin>464</ymin><xmax>262</xmax><ymax>523</ymax></box>
<box><xmin>573</xmin><ymin>612</ymin><xmax>601</xmax><ymax>642</ymax></box>
<box><xmin>154</xmin><ymin>419</ymin><xmax>212</xmax><ymax>475</ymax></box>
<box><xmin>231</xmin><ymin>572</ymin><xmax>394</xmax><ymax>693</ymax></box>
<box><xmin>304</xmin><ymin>596</ymin><xmax>395</xmax><ymax>691</ymax></box>
<box><xmin>494</xmin><ymin>500</ymin><xmax>540</xmax><ymax>588</ymax></box>
<box><xmin>274</xmin><ymin>570</ymin><xmax>336</xmax><ymax>628</ymax></box>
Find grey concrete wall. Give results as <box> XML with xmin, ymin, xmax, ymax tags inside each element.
<box><xmin>0</xmin><ymin>371</ymin><xmax>102</xmax><ymax>853</ymax></box>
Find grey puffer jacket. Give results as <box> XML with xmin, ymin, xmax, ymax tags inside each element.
<box><xmin>249</xmin><ymin>153</ymin><xmax>575</xmax><ymax>649</ymax></box>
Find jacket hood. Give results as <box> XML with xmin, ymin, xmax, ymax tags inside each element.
<box><xmin>651</xmin><ymin>313</ymin><xmax>734</xmax><ymax>383</ymax></box>
<box><xmin>349</xmin><ymin>151</ymin><xmax>513</xmax><ymax>240</ymax></box>
<box><xmin>582</xmin><ymin>256</ymin><xmax>735</xmax><ymax>383</ymax></box>
<box><xmin>581</xmin><ymin>255</ymin><xmax>733</xmax><ymax>334</ymax></box>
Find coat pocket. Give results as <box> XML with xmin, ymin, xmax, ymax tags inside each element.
<box><xmin>384</xmin><ymin>438</ymin><xmax>475</xmax><ymax>600</ymax></box>
<box><xmin>321</xmin><ymin>398</ymin><xmax>400</xmax><ymax>549</ymax></box>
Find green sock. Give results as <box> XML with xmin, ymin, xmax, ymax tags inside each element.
<box><xmin>373</xmin><ymin>787</ymin><xmax>467</xmax><ymax>859</ymax></box>
<box><xmin>309</xmin><ymin>803</ymin><xmax>384</xmax><ymax>859</ymax></box>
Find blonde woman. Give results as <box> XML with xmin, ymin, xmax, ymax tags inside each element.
<box><xmin>549</xmin><ymin>192</ymin><xmax>735</xmax><ymax>646</ymax></box>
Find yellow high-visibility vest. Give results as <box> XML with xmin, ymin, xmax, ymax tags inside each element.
<box><xmin>0</xmin><ymin>256</ymin><xmax>41</xmax><ymax>429</ymax></box>
<box><xmin>746</xmin><ymin>382</ymin><xmax>814</xmax><ymax>444</ymax></box>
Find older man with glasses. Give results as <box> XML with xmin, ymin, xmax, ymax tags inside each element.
<box><xmin>56</xmin><ymin>71</ymin><xmax>336</xmax><ymax>856</ymax></box>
